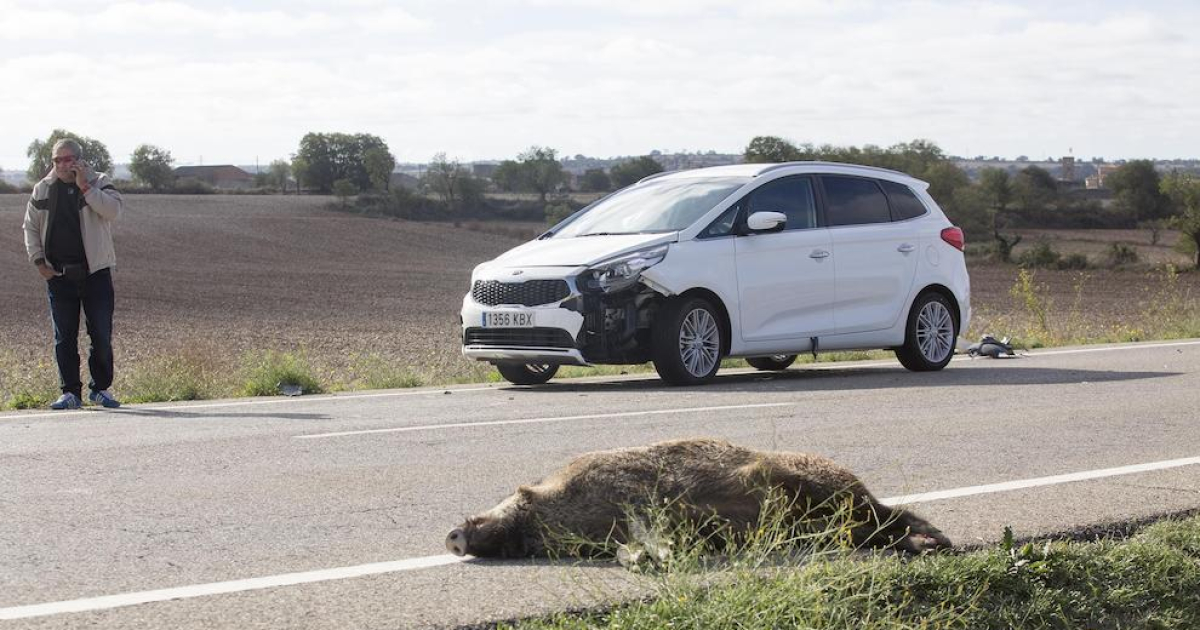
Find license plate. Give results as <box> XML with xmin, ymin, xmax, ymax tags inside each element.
<box><xmin>482</xmin><ymin>310</ymin><xmax>535</xmax><ymax>327</ymax></box>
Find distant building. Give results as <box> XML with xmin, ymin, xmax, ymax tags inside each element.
<box><xmin>1085</xmin><ymin>164</ymin><xmax>1121</xmax><ymax>190</ymax></box>
<box><xmin>172</xmin><ymin>165</ymin><xmax>254</xmax><ymax>190</ymax></box>
<box><xmin>471</xmin><ymin>162</ymin><xmax>499</xmax><ymax>179</ymax></box>
<box><xmin>1060</xmin><ymin>156</ymin><xmax>1076</xmax><ymax>183</ymax></box>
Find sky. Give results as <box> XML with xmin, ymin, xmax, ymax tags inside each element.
<box><xmin>1</xmin><ymin>0</ymin><xmax>1198</xmax><ymax>171</ymax></box>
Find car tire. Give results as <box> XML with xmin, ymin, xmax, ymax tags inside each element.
<box><xmin>496</xmin><ymin>363</ymin><xmax>559</xmax><ymax>385</ymax></box>
<box><xmin>746</xmin><ymin>355</ymin><xmax>797</xmax><ymax>371</ymax></box>
<box><xmin>895</xmin><ymin>292</ymin><xmax>957</xmax><ymax>372</ymax></box>
<box><xmin>652</xmin><ymin>296</ymin><xmax>723</xmax><ymax>386</ymax></box>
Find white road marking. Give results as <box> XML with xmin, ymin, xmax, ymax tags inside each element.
<box><xmin>4</xmin><ymin>453</ymin><xmax>1197</xmax><ymax>621</ymax></box>
<box><xmin>294</xmin><ymin>403</ymin><xmax>798</xmax><ymax>439</ymax></box>
<box><xmin>1008</xmin><ymin>339</ymin><xmax>1200</xmax><ymax>358</ymax></box>
<box><xmin>881</xmin><ymin>455</ymin><xmax>1200</xmax><ymax>506</ymax></box>
<box><xmin>0</xmin><ymin>555</ymin><xmax>467</xmax><ymax>621</ymax></box>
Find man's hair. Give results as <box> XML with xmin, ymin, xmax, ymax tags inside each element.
<box><xmin>52</xmin><ymin>138</ymin><xmax>84</xmax><ymax>159</ymax></box>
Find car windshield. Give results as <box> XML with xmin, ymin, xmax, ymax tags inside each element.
<box><xmin>552</xmin><ymin>177</ymin><xmax>746</xmax><ymax>238</ymax></box>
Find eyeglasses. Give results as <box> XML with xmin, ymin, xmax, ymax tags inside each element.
<box><xmin>52</xmin><ymin>156</ymin><xmax>77</xmax><ymax>164</ymax></box>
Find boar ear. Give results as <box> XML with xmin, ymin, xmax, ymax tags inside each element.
<box><xmin>517</xmin><ymin>485</ymin><xmax>538</xmax><ymax>501</ymax></box>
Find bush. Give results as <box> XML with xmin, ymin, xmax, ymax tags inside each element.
<box><xmin>170</xmin><ymin>177</ymin><xmax>216</xmax><ymax>194</ymax></box>
<box><xmin>1106</xmin><ymin>242</ymin><xmax>1139</xmax><ymax>267</ymax></box>
<box><xmin>0</xmin><ymin>179</ymin><xmax>19</xmax><ymax>194</ymax></box>
<box><xmin>1059</xmin><ymin>253</ymin><xmax>1090</xmax><ymax>270</ymax></box>
<box><xmin>1016</xmin><ymin>240</ymin><xmax>1062</xmax><ymax>269</ymax></box>
<box><xmin>238</xmin><ymin>350</ymin><xmax>323</xmax><ymax>397</ymax></box>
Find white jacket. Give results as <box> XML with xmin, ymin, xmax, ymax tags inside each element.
<box><xmin>23</xmin><ymin>171</ymin><xmax>124</xmax><ymax>272</ymax></box>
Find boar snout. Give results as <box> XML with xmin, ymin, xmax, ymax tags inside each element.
<box><xmin>446</xmin><ymin>527</ymin><xmax>468</xmax><ymax>556</ymax></box>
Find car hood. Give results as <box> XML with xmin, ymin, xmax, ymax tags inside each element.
<box><xmin>488</xmin><ymin>233</ymin><xmax>677</xmax><ymax>268</ymax></box>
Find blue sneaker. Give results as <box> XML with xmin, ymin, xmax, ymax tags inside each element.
<box><xmin>50</xmin><ymin>393</ymin><xmax>82</xmax><ymax>410</ymax></box>
<box><xmin>88</xmin><ymin>390</ymin><xmax>122</xmax><ymax>409</ymax></box>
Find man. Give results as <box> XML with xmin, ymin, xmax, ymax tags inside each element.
<box><xmin>23</xmin><ymin>138</ymin><xmax>124</xmax><ymax>409</ymax></box>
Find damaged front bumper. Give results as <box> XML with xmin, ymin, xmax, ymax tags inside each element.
<box><xmin>460</xmin><ymin>269</ymin><xmax>666</xmax><ymax>366</ymax></box>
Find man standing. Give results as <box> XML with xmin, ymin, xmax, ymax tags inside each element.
<box><xmin>23</xmin><ymin>138</ymin><xmax>124</xmax><ymax>409</ymax></box>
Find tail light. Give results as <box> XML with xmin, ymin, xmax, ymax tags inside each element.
<box><xmin>940</xmin><ymin>227</ymin><xmax>965</xmax><ymax>251</ymax></box>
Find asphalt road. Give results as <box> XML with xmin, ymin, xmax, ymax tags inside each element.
<box><xmin>3</xmin><ymin>340</ymin><xmax>1200</xmax><ymax>629</ymax></box>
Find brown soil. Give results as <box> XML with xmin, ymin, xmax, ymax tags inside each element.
<box><xmin>3</xmin><ymin>194</ymin><xmax>1197</xmax><ymax>390</ymax></box>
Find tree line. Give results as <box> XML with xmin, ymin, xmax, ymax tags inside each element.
<box><xmin>11</xmin><ymin>128</ymin><xmax>1200</xmax><ymax>267</ymax></box>
<box><xmin>744</xmin><ymin>135</ymin><xmax>1200</xmax><ymax>267</ymax></box>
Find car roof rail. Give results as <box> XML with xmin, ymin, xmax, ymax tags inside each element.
<box><xmin>637</xmin><ymin>169</ymin><xmax>680</xmax><ymax>184</ymax></box>
<box><xmin>756</xmin><ymin>161</ymin><xmax>914</xmax><ymax>178</ymax></box>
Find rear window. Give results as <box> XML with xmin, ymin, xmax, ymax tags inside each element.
<box><xmin>822</xmin><ymin>176</ymin><xmax>891</xmax><ymax>227</ymax></box>
<box><xmin>880</xmin><ymin>180</ymin><xmax>928</xmax><ymax>221</ymax></box>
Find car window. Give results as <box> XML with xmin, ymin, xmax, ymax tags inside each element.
<box><xmin>879</xmin><ymin>180</ymin><xmax>928</xmax><ymax>221</ymax></box>
<box><xmin>698</xmin><ymin>204</ymin><xmax>741</xmax><ymax>238</ymax></box>
<box><xmin>822</xmin><ymin>176</ymin><xmax>891</xmax><ymax>226</ymax></box>
<box><xmin>553</xmin><ymin>177</ymin><xmax>746</xmax><ymax>238</ymax></box>
<box><xmin>746</xmin><ymin>176</ymin><xmax>817</xmax><ymax>231</ymax></box>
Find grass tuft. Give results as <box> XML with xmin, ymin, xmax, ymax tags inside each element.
<box><xmin>121</xmin><ymin>348</ymin><xmax>226</xmax><ymax>403</ymax></box>
<box><xmin>237</xmin><ymin>349</ymin><xmax>323</xmax><ymax>397</ymax></box>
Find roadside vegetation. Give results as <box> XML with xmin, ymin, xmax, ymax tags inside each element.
<box><xmin>503</xmin><ymin>511</ymin><xmax>1200</xmax><ymax>630</ymax></box>
<box><xmin>1</xmin><ymin>257</ymin><xmax>1197</xmax><ymax>409</ymax></box>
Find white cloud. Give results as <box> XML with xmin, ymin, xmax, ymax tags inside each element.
<box><xmin>1</xmin><ymin>0</ymin><xmax>1198</xmax><ymax>165</ymax></box>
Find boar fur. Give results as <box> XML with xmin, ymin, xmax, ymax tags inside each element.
<box><xmin>446</xmin><ymin>438</ymin><xmax>950</xmax><ymax>558</ymax></box>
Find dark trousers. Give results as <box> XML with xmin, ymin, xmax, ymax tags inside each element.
<box><xmin>47</xmin><ymin>268</ymin><xmax>115</xmax><ymax>397</ymax></box>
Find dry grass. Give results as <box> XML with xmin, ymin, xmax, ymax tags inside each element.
<box><xmin>3</xmin><ymin>193</ymin><xmax>1198</xmax><ymax>407</ymax></box>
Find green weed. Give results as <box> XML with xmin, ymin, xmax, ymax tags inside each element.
<box><xmin>237</xmin><ymin>349</ymin><xmax>323</xmax><ymax>397</ymax></box>
<box><xmin>509</xmin><ymin>515</ymin><xmax>1200</xmax><ymax>630</ymax></box>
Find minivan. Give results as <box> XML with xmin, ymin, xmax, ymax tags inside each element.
<box><xmin>461</xmin><ymin>162</ymin><xmax>970</xmax><ymax>386</ymax></box>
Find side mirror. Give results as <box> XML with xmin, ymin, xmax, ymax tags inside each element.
<box><xmin>746</xmin><ymin>211</ymin><xmax>787</xmax><ymax>233</ymax></box>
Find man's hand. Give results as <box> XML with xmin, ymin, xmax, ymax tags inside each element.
<box><xmin>73</xmin><ymin>161</ymin><xmax>93</xmax><ymax>190</ymax></box>
<box><xmin>36</xmin><ymin>262</ymin><xmax>60</xmax><ymax>280</ymax></box>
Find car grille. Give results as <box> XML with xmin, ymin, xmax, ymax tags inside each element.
<box><xmin>464</xmin><ymin>327</ymin><xmax>576</xmax><ymax>349</ymax></box>
<box><xmin>471</xmin><ymin>280</ymin><xmax>571</xmax><ymax>306</ymax></box>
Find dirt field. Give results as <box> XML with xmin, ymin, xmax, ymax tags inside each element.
<box><xmin>3</xmin><ymin>194</ymin><xmax>1198</xmax><ymax>399</ymax></box>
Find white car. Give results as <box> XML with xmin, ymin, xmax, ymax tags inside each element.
<box><xmin>461</xmin><ymin>162</ymin><xmax>971</xmax><ymax>386</ymax></box>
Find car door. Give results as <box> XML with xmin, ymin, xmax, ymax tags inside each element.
<box><xmin>734</xmin><ymin>176</ymin><xmax>836</xmax><ymax>342</ymax></box>
<box><xmin>820</xmin><ymin>175</ymin><xmax>919</xmax><ymax>334</ymax></box>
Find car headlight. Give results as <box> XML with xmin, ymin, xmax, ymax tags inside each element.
<box><xmin>584</xmin><ymin>244</ymin><xmax>669</xmax><ymax>293</ymax></box>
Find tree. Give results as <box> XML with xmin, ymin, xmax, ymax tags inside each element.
<box><xmin>743</xmin><ymin>135</ymin><xmax>804</xmax><ymax>163</ymax></box>
<box><xmin>580</xmin><ymin>168</ymin><xmax>611</xmax><ymax>192</ymax></box>
<box><xmin>332</xmin><ymin>179</ymin><xmax>357</xmax><ymax>207</ymax></box>
<box><xmin>27</xmin><ymin>129</ymin><xmax>113</xmax><ymax>182</ymax></box>
<box><xmin>423</xmin><ymin>153</ymin><xmax>485</xmax><ymax>214</ymax></box>
<box><xmin>363</xmin><ymin>147</ymin><xmax>395</xmax><ymax>192</ymax></box>
<box><xmin>491</xmin><ymin>160</ymin><xmax>523</xmax><ymax>192</ymax></box>
<box><xmin>609</xmin><ymin>156</ymin><xmax>664</xmax><ymax>189</ymax></box>
<box><xmin>294</xmin><ymin>132</ymin><xmax>392</xmax><ymax>193</ymax></box>
<box><xmin>129</xmin><ymin>144</ymin><xmax>175</xmax><ymax>190</ymax></box>
<box><xmin>425</xmin><ymin>153</ymin><xmax>465</xmax><ymax>211</ymax></box>
<box><xmin>1160</xmin><ymin>172</ymin><xmax>1200</xmax><ymax>268</ymax></box>
<box><xmin>1012</xmin><ymin>165</ymin><xmax>1058</xmax><ymax>214</ymax></box>
<box><xmin>1108</xmin><ymin>160</ymin><xmax>1170</xmax><ymax>224</ymax></box>
<box><xmin>978</xmin><ymin>168</ymin><xmax>1021</xmax><ymax>261</ymax></box>
<box><xmin>290</xmin><ymin>155</ymin><xmax>310</xmax><ymax>193</ymax></box>
<box><xmin>516</xmin><ymin>146</ymin><xmax>565</xmax><ymax>204</ymax></box>
<box><xmin>268</xmin><ymin>159</ymin><xmax>291</xmax><ymax>193</ymax></box>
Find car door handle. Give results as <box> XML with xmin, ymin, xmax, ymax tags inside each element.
<box><xmin>809</xmin><ymin>250</ymin><xmax>831</xmax><ymax>259</ymax></box>
<box><xmin>897</xmin><ymin>243</ymin><xmax>916</xmax><ymax>253</ymax></box>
